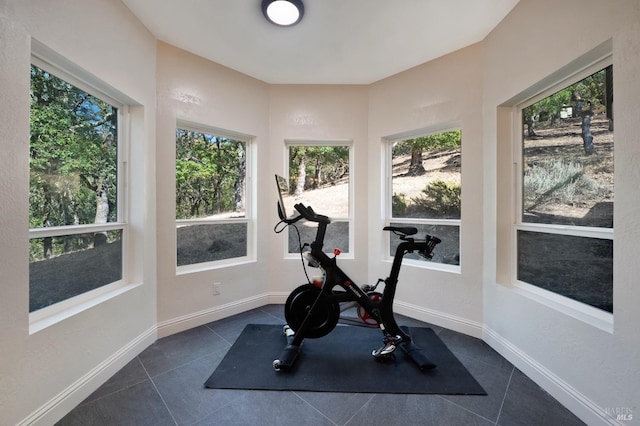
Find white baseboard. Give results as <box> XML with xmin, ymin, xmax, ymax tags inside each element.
<box><xmin>268</xmin><ymin>291</ymin><xmax>290</xmax><ymax>305</ymax></box>
<box><xmin>394</xmin><ymin>300</ymin><xmax>484</xmax><ymax>338</ymax></box>
<box><xmin>157</xmin><ymin>293</ymin><xmax>273</xmax><ymax>338</ymax></box>
<box><xmin>19</xmin><ymin>325</ymin><xmax>157</xmax><ymax>426</ymax></box>
<box><xmin>483</xmin><ymin>326</ymin><xmax>623</xmax><ymax>426</ymax></box>
<box><xmin>156</xmin><ymin>292</ymin><xmax>292</xmax><ymax>338</ymax></box>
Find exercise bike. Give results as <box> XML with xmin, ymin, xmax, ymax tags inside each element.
<box><xmin>272</xmin><ymin>175</ymin><xmax>441</xmax><ymax>372</ymax></box>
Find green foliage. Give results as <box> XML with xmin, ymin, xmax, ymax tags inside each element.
<box><xmin>30</xmin><ymin>65</ymin><xmax>118</xmax><ymax>260</ymax></box>
<box><xmin>393</xmin><ymin>130</ymin><xmax>461</xmax><ymax>157</ymax></box>
<box><xmin>288</xmin><ymin>145</ymin><xmax>349</xmax><ymax>191</ymax></box>
<box><xmin>412</xmin><ymin>180</ymin><xmax>461</xmax><ymax>218</ymax></box>
<box><xmin>175</xmin><ymin>129</ymin><xmax>246</xmax><ymax>219</ymax></box>
<box><xmin>523</xmin><ymin>67</ymin><xmax>608</xmax><ymax>129</ymax></box>
<box><xmin>392</xmin><ymin>193</ymin><xmax>408</xmax><ymax>216</ymax></box>
<box><xmin>393</xmin><ymin>180</ymin><xmax>461</xmax><ymax>219</ymax></box>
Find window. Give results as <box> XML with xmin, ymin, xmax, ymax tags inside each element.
<box><xmin>29</xmin><ymin>62</ymin><xmax>126</xmax><ymax>313</ymax></box>
<box><xmin>175</xmin><ymin>123</ymin><xmax>253</xmax><ymax>269</ymax></box>
<box><xmin>285</xmin><ymin>142</ymin><xmax>352</xmax><ymax>255</ymax></box>
<box><xmin>386</xmin><ymin>129</ymin><xmax>462</xmax><ymax>267</ymax></box>
<box><xmin>516</xmin><ymin>63</ymin><xmax>613</xmax><ymax>313</ymax></box>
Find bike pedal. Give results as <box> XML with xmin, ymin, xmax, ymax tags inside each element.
<box><xmin>372</xmin><ymin>342</ymin><xmax>398</xmax><ymax>358</ymax></box>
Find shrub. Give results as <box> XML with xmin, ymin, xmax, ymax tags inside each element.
<box><xmin>524</xmin><ymin>159</ymin><xmax>606</xmax><ymax>208</ymax></box>
<box><xmin>392</xmin><ymin>193</ymin><xmax>408</xmax><ymax>216</ymax></box>
<box><xmin>411</xmin><ymin>180</ymin><xmax>461</xmax><ymax>218</ymax></box>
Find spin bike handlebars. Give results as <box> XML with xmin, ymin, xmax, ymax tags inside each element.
<box><xmin>293</xmin><ymin>203</ymin><xmax>331</xmax><ymax>225</ymax></box>
<box><xmin>289</xmin><ymin>202</ymin><xmax>441</xmax><ymax>259</ymax></box>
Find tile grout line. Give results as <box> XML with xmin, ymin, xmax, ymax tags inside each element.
<box><xmin>434</xmin><ymin>395</ymin><xmax>501</xmax><ymax>425</ymax></box>
<box><xmin>342</xmin><ymin>393</ymin><xmax>377</xmax><ymax>426</ymax></box>
<box><xmin>189</xmin><ymin>390</ymin><xmax>251</xmax><ymax>425</ymax></box>
<box><xmin>292</xmin><ymin>391</ymin><xmax>341</xmax><ymax>426</ymax></box>
<box><xmin>140</xmin><ymin>343</ymin><xmax>231</xmax><ymax>380</ymax></box>
<box><xmin>495</xmin><ymin>366</ymin><xmax>515</xmax><ymax>425</ymax></box>
<box><xmin>138</xmin><ymin>355</ymin><xmax>179</xmax><ymax>426</ymax></box>
<box><xmin>203</xmin><ymin>322</ymin><xmax>236</xmax><ymax>346</ymax></box>
<box><xmin>258</xmin><ymin>306</ymin><xmax>286</xmax><ymax>322</ymax></box>
<box><xmin>76</xmin><ymin>357</ymin><xmax>151</xmax><ymax>408</ymax></box>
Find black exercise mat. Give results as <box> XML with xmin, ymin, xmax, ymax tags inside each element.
<box><xmin>205</xmin><ymin>324</ymin><xmax>486</xmax><ymax>395</ymax></box>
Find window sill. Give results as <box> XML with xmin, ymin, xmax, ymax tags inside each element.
<box><xmin>29</xmin><ymin>281</ymin><xmax>142</xmax><ymax>335</ymax></box>
<box><xmin>176</xmin><ymin>257</ymin><xmax>256</xmax><ymax>275</ymax></box>
<box><xmin>513</xmin><ymin>280</ymin><xmax>613</xmax><ymax>333</ymax></box>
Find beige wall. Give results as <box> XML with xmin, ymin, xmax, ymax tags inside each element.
<box><xmin>0</xmin><ymin>1</ymin><xmax>157</xmax><ymax>425</ymax></box>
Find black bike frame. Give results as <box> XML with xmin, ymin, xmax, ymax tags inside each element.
<box><xmin>288</xmin><ymin>204</ymin><xmax>437</xmax><ymax>346</ymax></box>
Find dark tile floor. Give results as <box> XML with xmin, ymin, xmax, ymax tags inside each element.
<box><xmin>56</xmin><ymin>305</ymin><xmax>585</xmax><ymax>425</ymax></box>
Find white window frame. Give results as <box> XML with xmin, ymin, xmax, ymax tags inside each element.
<box><xmin>283</xmin><ymin>139</ymin><xmax>354</xmax><ymax>259</ymax></box>
<box><xmin>29</xmin><ymin>42</ymin><xmax>131</xmax><ymax>329</ymax></box>
<box><xmin>175</xmin><ymin>120</ymin><xmax>256</xmax><ymax>274</ymax></box>
<box><xmin>384</xmin><ymin>126</ymin><xmax>462</xmax><ymax>273</ymax></box>
<box><xmin>512</xmin><ymin>56</ymin><xmax>614</xmax><ymax>332</ymax></box>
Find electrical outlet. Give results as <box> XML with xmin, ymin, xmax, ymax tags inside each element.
<box><xmin>213</xmin><ymin>282</ymin><xmax>221</xmax><ymax>295</ymax></box>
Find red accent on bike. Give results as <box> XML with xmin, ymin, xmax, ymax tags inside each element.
<box><xmin>333</xmin><ymin>248</ymin><xmax>341</xmax><ymax>256</ymax></box>
<box><xmin>344</xmin><ymin>281</ymin><xmax>351</xmax><ymax>287</ymax></box>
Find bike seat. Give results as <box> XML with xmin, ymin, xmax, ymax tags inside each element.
<box><xmin>383</xmin><ymin>226</ymin><xmax>418</xmax><ymax>236</ymax></box>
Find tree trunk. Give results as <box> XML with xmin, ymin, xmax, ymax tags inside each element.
<box><xmin>312</xmin><ymin>157</ymin><xmax>321</xmax><ymax>189</ymax></box>
<box><xmin>408</xmin><ymin>146</ymin><xmax>425</xmax><ymax>175</ymax></box>
<box><xmin>95</xmin><ymin>183</ymin><xmax>109</xmax><ymax>224</ymax></box>
<box><xmin>295</xmin><ymin>156</ymin><xmax>306</xmax><ymax>197</ymax></box>
<box><xmin>43</xmin><ymin>192</ymin><xmax>53</xmax><ymax>258</ymax></box>
<box><xmin>525</xmin><ymin>115</ymin><xmax>537</xmax><ymax>137</ymax></box>
<box><xmin>234</xmin><ymin>143</ymin><xmax>245</xmax><ymax>212</ymax></box>
<box><xmin>575</xmin><ymin>98</ymin><xmax>595</xmax><ymax>155</ymax></box>
<box><xmin>581</xmin><ymin>111</ymin><xmax>594</xmax><ymax>154</ymax></box>
<box><xmin>94</xmin><ymin>182</ymin><xmax>109</xmax><ymax>246</ymax></box>
<box><xmin>605</xmin><ymin>65</ymin><xmax>614</xmax><ymax>131</ymax></box>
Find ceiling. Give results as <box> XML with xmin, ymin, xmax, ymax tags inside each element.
<box><xmin>122</xmin><ymin>0</ymin><xmax>519</xmax><ymax>85</ymax></box>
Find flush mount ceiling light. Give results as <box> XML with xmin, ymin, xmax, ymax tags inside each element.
<box><xmin>262</xmin><ymin>0</ymin><xmax>304</xmax><ymax>27</ymax></box>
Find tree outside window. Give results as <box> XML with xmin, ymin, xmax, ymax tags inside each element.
<box><xmin>285</xmin><ymin>144</ymin><xmax>351</xmax><ymax>254</ymax></box>
<box><xmin>517</xmin><ymin>65</ymin><xmax>613</xmax><ymax>313</ymax></box>
<box><xmin>29</xmin><ymin>64</ymin><xmax>123</xmax><ymax>312</ymax></box>
<box><xmin>389</xmin><ymin>129</ymin><xmax>461</xmax><ymax>266</ymax></box>
<box><xmin>175</xmin><ymin>126</ymin><xmax>251</xmax><ymax>267</ymax></box>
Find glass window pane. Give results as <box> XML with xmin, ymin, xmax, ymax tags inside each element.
<box><xmin>176</xmin><ymin>128</ymin><xmax>246</xmax><ymax>220</ymax></box>
<box><xmin>175</xmin><ymin>126</ymin><xmax>250</xmax><ymax>267</ymax></box>
<box><xmin>288</xmin><ymin>145</ymin><xmax>349</xmax><ymax>218</ymax></box>
<box><xmin>392</xmin><ymin>130</ymin><xmax>461</xmax><ymax>220</ymax></box>
<box><xmin>30</xmin><ymin>65</ymin><xmax>119</xmax><ymax>228</ymax></box>
<box><xmin>522</xmin><ymin>67</ymin><xmax>613</xmax><ymax>228</ymax></box>
<box><xmin>287</xmin><ymin>220</ymin><xmax>349</xmax><ymax>254</ymax></box>
<box><xmin>29</xmin><ymin>230</ymin><xmax>123</xmax><ymax>312</ymax></box>
<box><xmin>177</xmin><ymin>223</ymin><xmax>247</xmax><ymax>266</ymax></box>
<box><xmin>517</xmin><ymin>230</ymin><xmax>613</xmax><ymax>313</ymax></box>
<box><xmin>389</xmin><ymin>222</ymin><xmax>459</xmax><ymax>265</ymax></box>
